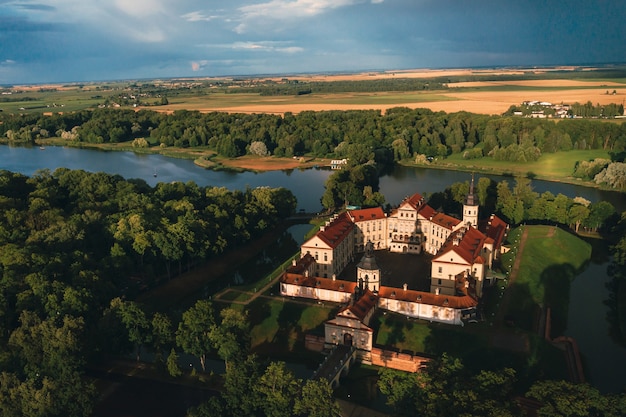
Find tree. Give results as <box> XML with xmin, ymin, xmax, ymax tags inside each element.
<box><xmin>118</xmin><ymin>300</ymin><xmax>151</xmax><ymax>362</ymax></box>
<box><xmin>166</xmin><ymin>348</ymin><xmax>182</xmax><ymax>378</ymax></box>
<box><xmin>378</xmin><ymin>356</ymin><xmax>518</xmax><ymax>417</ymax></box>
<box><xmin>392</xmin><ymin>138</ymin><xmax>410</xmax><ymax>161</ymax></box>
<box><xmin>378</xmin><ymin>367</ymin><xmax>420</xmax><ymax>416</ymax></box>
<box><xmin>210</xmin><ymin>308</ymin><xmax>250</xmax><ymax>369</ymax></box>
<box><xmin>249</xmin><ymin>141</ymin><xmax>270</xmax><ymax>156</ymax></box>
<box><xmin>151</xmin><ymin>312</ymin><xmax>173</xmax><ymax>361</ymax></box>
<box><xmin>222</xmin><ymin>354</ymin><xmax>262</xmax><ymax>416</ymax></box>
<box><xmin>526</xmin><ymin>380</ymin><xmax>626</xmax><ymax>417</ymax></box>
<box><xmin>565</xmin><ymin>203</ymin><xmax>588</xmax><ymax>233</ymax></box>
<box><xmin>294</xmin><ymin>378</ymin><xmax>341</xmax><ymax>417</ymax></box>
<box><xmin>256</xmin><ymin>361</ymin><xmax>302</xmax><ymax>417</ymax></box>
<box><xmin>584</xmin><ymin>200</ymin><xmax>615</xmax><ymax>232</ymax></box>
<box><xmin>476</xmin><ymin>176</ymin><xmax>492</xmax><ymax>207</ymax></box>
<box><xmin>176</xmin><ymin>300</ymin><xmax>214</xmax><ymax>371</ymax></box>
<box><xmin>6</xmin><ymin>313</ymin><xmax>96</xmax><ymax>417</ymax></box>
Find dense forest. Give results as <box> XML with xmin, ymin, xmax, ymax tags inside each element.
<box><xmin>2</xmin><ymin>101</ymin><xmax>626</xmax><ymax>415</ymax></box>
<box><xmin>2</xmin><ymin>107</ymin><xmax>626</xmax><ymax>165</ymax></box>
<box><xmin>0</xmin><ymin>169</ymin><xmax>297</xmax><ymax>416</ymax></box>
<box><xmin>0</xmin><ymin>166</ymin><xmax>625</xmax><ymax>416</ymax></box>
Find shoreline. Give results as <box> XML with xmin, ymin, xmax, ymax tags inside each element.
<box><xmin>5</xmin><ymin>139</ymin><xmax>619</xmax><ymax>192</ymax></box>
<box><xmin>399</xmin><ymin>160</ymin><xmax>607</xmax><ymax>191</ymax></box>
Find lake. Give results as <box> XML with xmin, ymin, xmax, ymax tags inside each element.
<box><xmin>2</xmin><ymin>144</ymin><xmax>626</xmax><ymax>392</ymax></box>
<box><xmin>2</xmin><ymin>145</ymin><xmax>625</xmax><ymax>212</ymax></box>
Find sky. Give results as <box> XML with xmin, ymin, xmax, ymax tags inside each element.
<box><xmin>1</xmin><ymin>0</ymin><xmax>625</xmax><ymax>84</ymax></box>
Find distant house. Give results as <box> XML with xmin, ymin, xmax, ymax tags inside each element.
<box><xmin>330</xmin><ymin>158</ymin><xmax>348</xmax><ymax>169</ymax></box>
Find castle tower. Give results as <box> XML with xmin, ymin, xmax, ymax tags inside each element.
<box><xmin>463</xmin><ymin>173</ymin><xmax>479</xmax><ymax>227</ymax></box>
<box><xmin>356</xmin><ymin>241</ymin><xmax>381</xmax><ymax>292</ymax></box>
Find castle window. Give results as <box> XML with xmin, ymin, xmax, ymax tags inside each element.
<box><xmin>438</xmin><ymin>267</ymin><xmax>442</xmax><ymax>273</ymax></box>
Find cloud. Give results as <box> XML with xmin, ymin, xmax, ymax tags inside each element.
<box><xmin>235</xmin><ymin>0</ymin><xmax>382</xmax><ymax>33</ymax></box>
<box><xmin>10</xmin><ymin>2</ymin><xmax>55</xmax><ymax>12</ymax></box>
<box><xmin>181</xmin><ymin>10</ymin><xmax>218</xmax><ymax>22</ymax></box>
<box><xmin>199</xmin><ymin>40</ymin><xmax>304</xmax><ymax>54</ymax></box>
<box><xmin>1</xmin><ymin>59</ymin><xmax>16</xmax><ymax>65</ymax></box>
<box><xmin>114</xmin><ymin>0</ymin><xmax>166</xmax><ymax>18</ymax></box>
<box><xmin>191</xmin><ymin>60</ymin><xmax>210</xmax><ymax>71</ymax></box>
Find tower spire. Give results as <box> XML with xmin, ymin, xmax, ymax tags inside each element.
<box><xmin>465</xmin><ymin>172</ymin><xmax>477</xmax><ymax>206</ymax></box>
<box><xmin>463</xmin><ymin>173</ymin><xmax>478</xmax><ymax>227</ymax></box>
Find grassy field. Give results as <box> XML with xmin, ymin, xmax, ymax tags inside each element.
<box><xmin>0</xmin><ymin>86</ymin><xmax>120</xmax><ymax>113</ymax></box>
<box><xmin>159</xmin><ymin>90</ymin><xmax>458</xmax><ymax>114</ymax></box>
<box><xmin>500</xmin><ymin>225</ymin><xmax>592</xmax><ymax>333</ymax></box>
<box><xmin>246</xmin><ymin>297</ymin><xmax>334</xmax><ymax>359</ymax></box>
<box><xmin>420</xmin><ymin>149</ymin><xmax>610</xmax><ymax>183</ymax></box>
<box><xmin>3</xmin><ymin>67</ymin><xmax>625</xmax><ymax>116</ymax></box>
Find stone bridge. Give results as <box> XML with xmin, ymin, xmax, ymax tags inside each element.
<box><xmin>311</xmin><ymin>344</ymin><xmax>357</xmax><ymax>388</ymax></box>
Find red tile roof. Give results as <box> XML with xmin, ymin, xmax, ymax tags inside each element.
<box><xmin>430</xmin><ymin>212</ymin><xmax>461</xmax><ymax>230</ymax></box>
<box><xmin>377</xmin><ymin>286</ymin><xmax>478</xmax><ymax>309</ymax></box>
<box><xmin>349</xmin><ymin>207</ymin><xmax>386</xmax><ymax>222</ymax></box>
<box><xmin>417</xmin><ymin>203</ymin><xmax>436</xmax><ymax>219</ymax></box>
<box><xmin>480</xmin><ymin>214</ymin><xmax>508</xmax><ymax>250</ymax></box>
<box><xmin>343</xmin><ymin>289</ymin><xmax>378</xmax><ymax>320</ymax></box>
<box><xmin>287</xmin><ymin>253</ymin><xmax>315</xmax><ymax>274</ymax></box>
<box><xmin>436</xmin><ymin>226</ymin><xmax>486</xmax><ymax>264</ymax></box>
<box><xmin>281</xmin><ymin>273</ymin><xmax>357</xmax><ymax>293</ymax></box>
<box><xmin>402</xmin><ymin>193</ymin><xmax>424</xmax><ymax>209</ymax></box>
<box><xmin>311</xmin><ymin>212</ymin><xmax>354</xmax><ymax>249</ymax></box>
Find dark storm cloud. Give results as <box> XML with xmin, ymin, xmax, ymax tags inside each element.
<box><xmin>1</xmin><ymin>0</ymin><xmax>624</xmax><ymax>83</ymax></box>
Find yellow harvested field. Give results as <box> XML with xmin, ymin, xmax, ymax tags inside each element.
<box><xmin>161</xmin><ymin>88</ymin><xmax>625</xmax><ymax>116</ymax></box>
<box><xmin>437</xmin><ymin>88</ymin><xmax>625</xmax><ymax>115</ymax></box>
<box><xmin>165</xmin><ymin>69</ymin><xmax>626</xmax><ymax>115</ymax></box>
<box><xmin>11</xmin><ymin>67</ymin><xmax>626</xmax><ymax>116</ymax></box>
<box><xmin>449</xmin><ymin>79</ymin><xmax>626</xmax><ymax>88</ymax></box>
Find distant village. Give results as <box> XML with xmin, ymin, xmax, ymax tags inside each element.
<box><xmin>510</xmin><ymin>96</ymin><xmax>625</xmax><ymax>119</ymax></box>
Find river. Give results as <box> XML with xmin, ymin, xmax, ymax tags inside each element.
<box><xmin>2</xmin><ymin>144</ymin><xmax>626</xmax><ymax>392</ymax></box>
<box><xmin>2</xmin><ymin>145</ymin><xmax>625</xmax><ymax>212</ymax></box>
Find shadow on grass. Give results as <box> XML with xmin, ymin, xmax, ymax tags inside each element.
<box><xmin>542</xmin><ymin>263</ymin><xmax>578</xmax><ymax>336</ymax></box>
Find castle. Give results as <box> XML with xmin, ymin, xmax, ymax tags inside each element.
<box><xmin>280</xmin><ymin>177</ymin><xmax>508</xmax><ymax>357</ymax></box>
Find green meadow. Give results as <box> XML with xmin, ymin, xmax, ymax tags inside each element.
<box><xmin>499</xmin><ymin>225</ymin><xmax>592</xmax><ymax>333</ymax></box>
<box><xmin>426</xmin><ymin>149</ymin><xmax>610</xmax><ymax>182</ymax></box>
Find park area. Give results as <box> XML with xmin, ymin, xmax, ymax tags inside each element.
<box><xmin>137</xmin><ymin>218</ymin><xmax>590</xmax><ymax>386</ymax></box>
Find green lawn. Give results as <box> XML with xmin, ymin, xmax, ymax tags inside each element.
<box><xmin>427</xmin><ymin>149</ymin><xmax>610</xmax><ymax>182</ymax></box>
<box><xmin>501</xmin><ymin>225</ymin><xmax>592</xmax><ymax>333</ymax></box>
<box><xmin>245</xmin><ymin>298</ymin><xmax>335</xmax><ymax>356</ymax></box>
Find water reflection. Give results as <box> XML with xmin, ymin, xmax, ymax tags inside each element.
<box><xmin>565</xmin><ymin>256</ymin><xmax>626</xmax><ymax>393</ymax></box>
